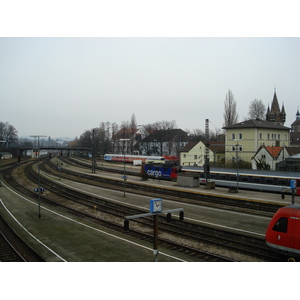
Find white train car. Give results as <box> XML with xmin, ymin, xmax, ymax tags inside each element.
<box><xmin>104</xmin><ymin>154</ymin><xmax>166</xmax><ymax>164</ymax></box>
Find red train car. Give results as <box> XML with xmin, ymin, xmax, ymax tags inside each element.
<box><xmin>265</xmin><ymin>204</ymin><xmax>300</xmax><ymax>260</ymax></box>
<box><xmin>163</xmin><ymin>155</ymin><xmax>178</xmax><ymax>162</ymax></box>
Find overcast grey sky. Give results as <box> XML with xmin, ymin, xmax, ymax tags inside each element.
<box><xmin>1</xmin><ymin>3</ymin><xmax>300</xmax><ymax>139</ymax></box>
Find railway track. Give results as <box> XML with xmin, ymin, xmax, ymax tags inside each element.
<box><xmin>2</xmin><ymin>159</ymin><xmax>283</xmax><ymax>262</ymax></box>
<box><xmin>51</xmin><ymin>157</ymin><xmax>284</xmax><ymax>217</ymax></box>
<box><xmin>0</xmin><ymin>215</ymin><xmax>44</xmax><ymax>262</ymax></box>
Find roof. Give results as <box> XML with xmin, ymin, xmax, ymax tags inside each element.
<box><xmin>253</xmin><ymin>146</ymin><xmax>282</xmax><ymax>159</ymax></box>
<box><xmin>180</xmin><ymin>140</ymin><xmax>225</xmax><ymax>153</ymax></box>
<box><xmin>180</xmin><ymin>141</ymin><xmax>199</xmax><ymax>152</ymax></box>
<box><xmin>222</xmin><ymin>119</ymin><xmax>290</xmax><ymax>130</ymax></box>
<box><xmin>113</xmin><ymin>128</ymin><xmax>138</xmax><ymax>140</ymax></box>
<box><xmin>265</xmin><ymin>146</ymin><xmax>282</xmax><ymax>159</ymax></box>
<box><xmin>253</xmin><ymin>146</ymin><xmax>300</xmax><ymax>159</ymax></box>
<box><xmin>286</xmin><ymin>146</ymin><xmax>300</xmax><ymax>156</ymax></box>
<box><xmin>141</xmin><ymin>129</ymin><xmax>190</xmax><ymax>143</ymax></box>
<box><xmin>209</xmin><ymin>141</ymin><xmax>225</xmax><ymax>153</ymax></box>
<box><xmin>291</xmin><ymin>119</ymin><xmax>300</xmax><ymax>126</ymax></box>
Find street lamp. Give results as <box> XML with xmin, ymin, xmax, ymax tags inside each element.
<box><xmin>119</xmin><ymin>138</ymin><xmax>130</xmax><ymax>197</ymax></box>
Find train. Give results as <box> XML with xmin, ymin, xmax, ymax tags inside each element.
<box><xmin>142</xmin><ymin>163</ymin><xmax>180</xmax><ymax>180</ymax></box>
<box><xmin>181</xmin><ymin>166</ymin><xmax>300</xmax><ymax>195</ymax></box>
<box><xmin>140</xmin><ymin>164</ymin><xmax>300</xmax><ymax>195</ymax></box>
<box><xmin>104</xmin><ymin>154</ymin><xmax>166</xmax><ymax>165</ymax></box>
<box><xmin>265</xmin><ymin>204</ymin><xmax>300</xmax><ymax>260</ymax></box>
<box><xmin>104</xmin><ymin>154</ymin><xmax>178</xmax><ymax>165</ymax></box>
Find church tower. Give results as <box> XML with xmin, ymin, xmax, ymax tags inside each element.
<box><xmin>266</xmin><ymin>88</ymin><xmax>286</xmax><ymax>125</ymax></box>
<box><xmin>291</xmin><ymin>107</ymin><xmax>300</xmax><ymax>132</ymax></box>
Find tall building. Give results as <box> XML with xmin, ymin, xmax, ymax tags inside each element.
<box><xmin>266</xmin><ymin>89</ymin><xmax>286</xmax><ymax>125</ymax></box>
<box><xmin>291</xmin><ymin>107</ymin><xmax>300</xmax><ymax>133</ymax></box>
<box><xmin>290</xmin><ymin>107</ymin><xmax>300</xmax><ymax>147</ymax></box>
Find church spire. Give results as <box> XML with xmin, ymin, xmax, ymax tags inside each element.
<box><xmin>280</xmin><ymin>102</ymin><xmax>286</xmax><ymax>123</ymax></box>
<box><xmin>266</xmin><ymin>88</ymin><xmax>286</xmax><ymax>125</ymax></box>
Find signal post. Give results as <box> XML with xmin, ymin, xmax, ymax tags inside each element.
<box><xmin>124</xmin><ymin>199</ymin><xmax>184</xmax><ymax>262</ymax></box>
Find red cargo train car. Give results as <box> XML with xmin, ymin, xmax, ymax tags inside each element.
<box><xmin>265</xmin><ymin>204</ymin><xmax>300</xmax><ymax>260</ymax></box>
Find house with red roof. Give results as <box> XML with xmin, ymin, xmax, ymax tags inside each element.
<box><xmin>252</xmin><ymin>145</ymin><xmax>300</xmax><ymax>170</ymax></box>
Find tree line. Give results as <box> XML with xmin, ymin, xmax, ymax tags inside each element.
<box><xmin>2</xmin><ymin>90</ymin><xmax>266</xmax><ymax>156</ymax></box>
<box><xmin>223</xmin><ymin>89</ymin><xmax>266</xmax><ymax>127</ymax></box>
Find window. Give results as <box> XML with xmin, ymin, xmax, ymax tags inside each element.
<box><xmin>183</xmin><ymin>154</ymin><xmax>186</xmax><ymax>158</ymax></box>
<box><xmin>194</xmin><ymin>155</ymin><xmax>197</xmax><ymax>159</ymax></box>
<box><xmin>239</xmin><ymin>133</ymin><xmax>243</xmax><ymax>139</ymax></box>
<box><xmin>260</xmin><ymin>133</ymin><xmax>262</xmax><ymax>139</ymax></box>
<box><xmin>272</xmin><ymin>217</ymin><xmax>288</xmax><ymax>233</ymax></box>
<box><xmin>232</xmin><ymin>133</ymin><xmax>235</xmax><ymax>140</ymax></box>
<box><xmin>232</xmin><ymin>145</ymin><xmax>242</xmax><ymax>151</ymax></box>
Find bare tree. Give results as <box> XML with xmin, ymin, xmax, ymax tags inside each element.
<box><xmin>248</xmin><ymin>99</ymin><xmax>266</xmax><ymax>120</ymax></box>
<box><xmin>111</xmin><ymin>122</ymin><xmax>119</xmax><ymax>153</ymax></box>
<box><xmin>223</xmin><ymin>90</ymin><xmax>238</xmax><ymax>127</ymax></box>
<box><xmin>129</xmin><ymin>113</ymin><xmax>137</xmax><ymax>153</ymax></box>
<box><xmin>0</xmin><ymin>121</ymin><xmax>18</xmax><ymax>150</ymax></box>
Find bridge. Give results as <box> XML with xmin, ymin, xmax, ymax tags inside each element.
<box><xmin>19</xmin><ymin>146</ymin><xmax>93</xmax><ymax>156</ymax></box>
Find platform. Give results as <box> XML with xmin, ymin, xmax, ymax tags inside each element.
<box><xmin>0</xmin><ymin>174</ymin><xmax>198</xmax><ymax>262</ymax></box>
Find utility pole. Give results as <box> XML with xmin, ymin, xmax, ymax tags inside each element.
<box><xmin>31</xmin><ymin>135</ymin><xmax>47</xmax><ymax>218</ymax></box>
<box><xmin>120</xmin><ymin>138</ymin><xmax>130</xmax><ymax>197</ymax></box>
<box><xmin>204</xmin><ymin>119</ymin><xmax>210</xmax><ymax>183</ymax></box>
<box><xmin>234</xmin><ymin>139</ymin><xmax>241</xmax><ymax>192</ymax></box>
<box><xmin>92</xmin><ymin>129</ymin><xmax>97</xmax><ymax>173</ymax></box>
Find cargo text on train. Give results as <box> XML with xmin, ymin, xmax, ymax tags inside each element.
<box><xmin>147</xmin><ymin>170</ymin><xmax>162</xmax><ymax>178</ymax></box>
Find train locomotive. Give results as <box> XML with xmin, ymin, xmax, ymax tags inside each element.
<box><xmin>265</xmin><ymin>204</ymin><xmax>300</xmax><ymax>260</ymax></box>
<box><xmin>142</xmin><ymin>164</ymin><xmax>180</xmax><ymax>180</ymax></box>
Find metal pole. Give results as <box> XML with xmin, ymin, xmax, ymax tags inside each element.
<box><xmin>92</xmin><ymin>129</ymin><xmax>96</xmax><ymax>173</ymax></box>
<box><xmin>31</xmin><ymin>135</ymin><xmax>46</xmax><ymax>218</ymax></box>
<box><xmin>154</xmin><ymin>214</ymin><xmax>159</xmax><ymax>262</ymax></box>
<box><xmin>120</xmin><ymin>139</ymin><xmax>130</xmax><ymax>197</ymax></box>
<box><xmin>235</xmin><ymin>140</ymin><xmax>239</xmax><ymax>192</ymax></box>
<box><xmin>123</xmin><ymin>147</ymin><xmax>126</xmax><ymax>197</ymax></box>
<box><xmin>37</xmin><ymin>136</ymin><xmax>41</xmax><ymax>218</ymax></box>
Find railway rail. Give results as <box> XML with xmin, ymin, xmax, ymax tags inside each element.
<box><xmin>2</xmin><ymin>159</ymin><xmax>283</xmax><ymax>261</ymax></box>
<box><xmin>53</xmin><ymin>157</ymin><xmax>284</xmax><ymax>217</ymax></box>
<box><xmin>0</xmin><ymin>215</ymin><xmax>44</xmax><ymax>262</ymax></box>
